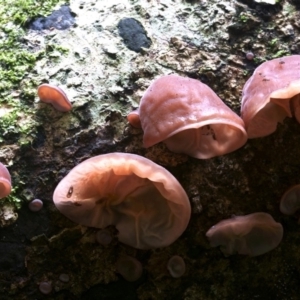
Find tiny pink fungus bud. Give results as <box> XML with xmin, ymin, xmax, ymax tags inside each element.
<box><xmin>39</xmin><ymin>281</ymin><xmax>52</xmax><ymax>295</ymax></box>
<box><xmin>28</xmin><ymin>199</ymin><xmax>43</xmax><ymax>212</ymax></box>
<box><xmin>53</xmin><ymin>153</ymin><xmax>191</xmax><ymax>249</ymax></box>
<box><xmin>116</xmin><ymin>256</ymin><xmax>143</xmax><ymax>282</ymax></box>
<box><xmin>246</xmin><ymin>52</ymin><xmax>254</xmax><ymax>60</ymax></box>
<box><xmin>280</xmin><ymin>184</ymin><xmax>300</xmax><ymax>215</ymax></box>
<box><xmin>127</xmin><ymin>110</ymin><xmax>142</xmax><ymax>128</ymax></box>
<box><xmin>96</xmin><ymin>229</ymin><xmax>113</xmax><ymax>246</ymax></box>
<box><xmin>167</xmin><ymin>255</ymin><xmax>186</xmax><ymax>278</ymax></box>
<box><xmin>0</xmin><ymin>162</ymin><xmax>12</xmax><ymax>199</ymax></box>
<box><xmin>127</xmin><ymin>75</ymin><xmax>247</xmax><ymax>159</ymax></box>
<box><xmin>206</xmin><ymin>212</ymin><xmax>283</xmax><ymax>257</ymax></box>
<box><xmin>38</xmin><ymin>83</ymin><xmax>72</xmax><ymax>112</ymax></box>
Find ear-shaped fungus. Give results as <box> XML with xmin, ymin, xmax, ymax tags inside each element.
<box><xmin>0</xmin><ymin>162</ymin><xmax>11</xmax><ymax>199</ymax></box>
<box><xmin>37</xmin><ymin>84</ymin><xmax>72</xmax><ymax>112</ymax></box>
<box><xmin>127</xmin><ymin>75</ymin><xmax>247</xmax><ymax>159</ymax></box>
<box><xmin>53</xmin><ymin>153</ymin><xmax>191</xmax><ymax>249</ymax></box>
<box><xmin>241</xmin><ymin>55</ymin><xmax>300</xmax><ymax>138</ymax></box>
<box><xmin>280</xmin><ymin>184</ymin><xmax>300</xmax><ymax>215</ymax></box>
<box><xmin>206</xmin><ymin>212</ymin><xmax>283</xmax><ymax>257</ymax></box>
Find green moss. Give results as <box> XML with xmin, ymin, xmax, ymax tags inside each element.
<box><xmin>1</xmin><ymin>0</ymin><xmax>69</xmax><ymax>26</ymax></box>
<box><xmin>271</xmin><ymin>49</ymin><xmax>289</xmax><ymax>58</ymax></box>
<box><xmin>0</xmin><ymin>0</ymin><xmax>69</xmax><ymax>143</ymax></box>
<box><xmin>253</xmin><ymin>56</ymin><xmax>267</xmax><ymax>64</ymax></box>
<box><xmin>0</xmin><ymin>0</ymin><xmax>69</xmax><ymax>207</ymax></box>
<box><xmin>239</xmin><ymin>13</ymin><xmax>249</xmax><ymax>23</ymax></box>
<box><xmin>0</xmin><ymin>0</ymin><xmax>68</xmax><ymax>91</ymax></box>
<box><xmin>266</xmin><ymin>36</ymin><xmax>290</xmax><ymax>61</ymax></box>
<box><xmin>269</xmin><ymin>38</ymin><xmax>278</xmax><ymax>47</ymax></box>
<box><xmin>5</xmin><ymin>187</ymin><xmax>23</xmax><ymax>209</ymax></box>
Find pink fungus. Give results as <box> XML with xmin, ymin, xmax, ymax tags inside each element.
<box><xmin>59</xmin><ymin>273</ymin><xmax>70</xmax><ymax>283</ymax></box>
<box><xmin>241</xmin><ymin>55</ymin><xmax>300</xmax><ymax>138</ymax></box>
<box><xmin>127</xmin><ymin>74</ymin><xmax>247</xmax><ymax>159</ymax></box>
<box><xmin>127</xmin><ymin>110</ymin><xmax>141</xmax><ymax>128</ymax></box>
<box><xmin>246</xmin><ymin>52</ymin><xmax>254</xmax><ymax>60</ymax></box>
<box><xmin>116</xmin><ymin>256</ymin><xmax>143</xmax><ymax>282</ymax></box>
<box><xmin>39</xmin><ymin>281</ymin><xmax>52</xmax><ymax>295</ymax></box>
<box><xmin>206</xmin><ymin>212</ymin><xmax>283</xmax><ymax>257</ymax></box>
<box><xmin>96</xmin><ymin>229</ymin><xmax>113</xmax><ymax>246</ymax></box>
<box><xmin>280</xmin><ymin>184</ymin><xmax>300</xmax><ymax>215</ymax></box>
<box><xmin>53</xmin><ymin>153</ymin><xmax>191</xmax><ymax>249</ymax></box>
<box><xmin>28</xmin><ymin>199</ymin><xmax>43</xmax><ymax>212</ymax></box>
<box><xmin>0</xmin><ymin>162</ymin><xmax>12</xmax><ymax>199</ymax></box>
<box><xmin>167</xmin><ymin>255</ymin><xmax>186</xmax><ymax>278</ymax></box>
<box><xmin>38</xmin><ymin>83</ymin><xmax>72</xmax><ymax>112</ymax></box>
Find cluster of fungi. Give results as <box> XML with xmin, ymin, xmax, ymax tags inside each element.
<box><xmin>2</xmin><ymin>55</ymin><xmax>300</xmax><ymax>284</ymax></box>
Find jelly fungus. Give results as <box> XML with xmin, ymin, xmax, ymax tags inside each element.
<box><xmin>39</xmin><ymin>281</ymin><xmax>52</xmax><ymax>295</ymax></box>
<box><xmin>280</xmin><ymin>184</ymin><xmax>300</xmax><ymax>215</ymax></box>
<box><xmin>206</xmin><ymin>212</ymin><xmax>283</xmax><ymax>257</ymax></box>
<box><xmin>96</xmin><ymin>229</ymin><xmax>113</xmax><ymax>246</ymax></box>
<box><xmin>28</xmin><ymin>199</ymin><xmax>43</xmax><ymax>212</ymax></box>
<box><xmin>246</xmin><ymin>52</ymin><xmax>254</xmax><ymax>60</ymax></box>
<box><xmin>37</xmin><ymin>83</ymin><xmax>72</xmax><ymax>112</ymax></box>
<box><xmin>127</xmin><ymin>74</ymin><xmax>247</xmax><ymax>159</ymax></box>
<box><xmin>0</xmin><ymin>162</ymin><xmax>11</xmax><ymax>199</ymax></box>
<box><xmin>59</xmin><ymin>274</ymin><xmax>70</xmax><ymax>283</ymax></box>
<box><xmin>167</xmin><ymin>255</ymin><xmax>186</xmax><ymax>278</ymax></box>
<box><xmin>53</xmin><ymin>153</ymin><xmax>191</xmax><ymax>249</ymax></box>
<box><xmin>241</xmin><ymin>55</ymin><xmax>300</xmax><ymax>138</ymax></box>
<box><xmin>116</xmin><ymin>256</ymin><xmax>143</xmax><ymax>282</ymax></box>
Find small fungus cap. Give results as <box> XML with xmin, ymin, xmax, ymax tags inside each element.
<box><xmin>127</xmin><ymin>110</ymin><xmax>142</xmax><ymax>128</ymax></box>
<box><xmin>95</xmin><ymin>229</ymin><xmax>113</xmax><ymax>246</ymax></box>
<box><xmin>53</xmin><ymin>153</ymin><xmax>191</xmax><ymax>249</ymax></box>
<box><xmin>241</xmin><ymin>55</ymin><xmax>300</xmax><ymax>138</ymax></box>
<box><xmin>116</xmin><ymin>255</ymin><xmax>143</xmax><ymax>282</ymax></box>
<box><xmin>0</xmin><ymin>162</ymin><xmax>11</xmax><ymax>199</ymax></box>
<box><xmin>128</xmin><ymin>75</ymin><xmax>247</xmax><ymax>159</ymax></box>
<box><xmin>167</xmin><ymin>255</ymin><xmax>186</xmax><ymax>278</ymax></box>
<box><xmin>59</xmin><ymin>273</ymin><xmax>70</xmax><ymax>283</ymax></box>
<box><xmin>39</xmin><ymin>281</ymin><xmax>52</xmax><ymax>295</ymax></box>
<box><xmin>28</xmin><ymin>199</ymin><xmax>43</xmax><ymax>212</ymax></box>
<box><xmin>37</xmin><ymin>84</ymin><xmax>72</xmax><ymax>112</ymax></box>
<box><xmin>280</xmin><ymin>184</ymin><xmax>300</xmax><ymax>215</ymax></box>
<box><xmin>206</xmin><ymin>212</ymin><xmax>283</xmax><ymax>257</ymax></box>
